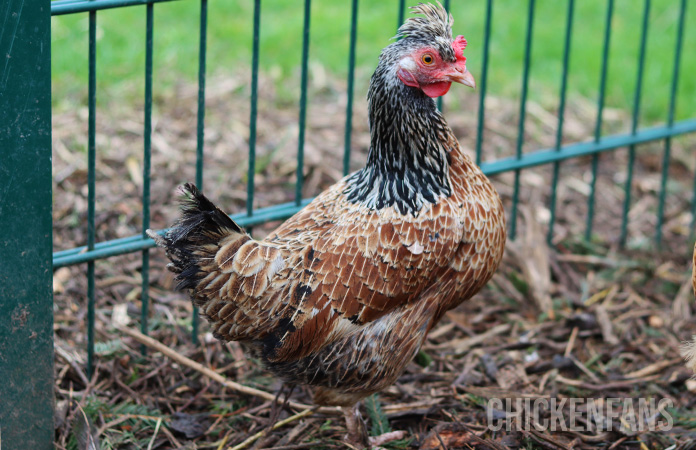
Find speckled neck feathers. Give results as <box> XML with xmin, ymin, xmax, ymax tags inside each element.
<box><xmin>344</xmin><ymin>53</ymin><xmax>454</xmax><ymax>216</ymax></box>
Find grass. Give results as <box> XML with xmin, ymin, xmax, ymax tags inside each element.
<box><xmin>52</xmin><ymin>0</ymin><xmax>695</xmax><ymax>122</ymax></box>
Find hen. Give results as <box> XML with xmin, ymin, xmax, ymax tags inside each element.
<box><xmin>149</xmin><ymin>3</ymin><xmax>505</xmax><ymax>446</ymax></box>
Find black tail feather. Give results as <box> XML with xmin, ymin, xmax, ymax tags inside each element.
<box><xmin>170</xmin><ymin>183</ymin><xmax>243</xmax><ymax>242</ymax></box>
<box><xmin>147</xmin><ymin>183</ymin><xmax>245</xmax><ymax>291</ymax></box>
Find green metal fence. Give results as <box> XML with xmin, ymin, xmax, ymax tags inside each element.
<box><xmin>1</xmin><ymin>0</ymin><xmax>693</xmax><ymax>448</ymax></box>
<box><xmin>1</xmin><ymin>1</ymin><xmax>53</xmax><ymax>448</ymax></box>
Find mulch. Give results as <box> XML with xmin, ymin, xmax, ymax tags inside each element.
<box><xmin>52</xmin><ymin>74</ymin><xmax>696</xmax><ymax>449</ymax></box>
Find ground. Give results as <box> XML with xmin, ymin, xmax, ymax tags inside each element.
<box><xmin>51</xmin><ymin>71</ymin><xmax>696</xmax><ymax>449</ymax></box>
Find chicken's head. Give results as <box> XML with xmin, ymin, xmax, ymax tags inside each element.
<box><xmin>392</xmin><ymin>3</ymin><xmax>475</xmax><ymax>98</ymax></box>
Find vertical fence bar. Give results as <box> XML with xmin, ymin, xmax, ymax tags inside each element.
<box><xmin>509</xmin><ymin>0</ymin><xmax>535</xmax><ymax>240</ymax></box>
<box><xmin>141</xmin><ymin>3</ymin><xmax>154</xmax><ymax>351</ymax></box>
<box><xmin>0</xmin><ymin>0</ymin><xmax>54</xmax><ymax>446</ymax></box>
<box><xmin>547</xmin><ymin>0</ymin><xmax>574</xmax><ymax>244</ymax></box>
<box><xmin>343</xmin><ymin>0</ymin><xmax>359</xmax><ymax>176</ymax></box>
<box><xmin>192</xmin><ymin>0</ymin><xmax>208</xmax><ymax>344</ymax></box>
<box><xmin>87</xmin><ymin>9</ymin><xmax>98</xmax><ymax>377</ymax></box>
<box><xmin>656</xmin><ymin>0</ymin><xmax>686</xmax><ymax>245</ymax></box>
<box><xmin>247</xmin><ymin>0</ymin><xmax>261</xmax><ymax>217</ymax></box>
<box><xmin>692</xmin><ymin>167</ymin><xmax>696</xmax><ymax>238</ymax></box>
<box><xmin>585</xmin><ymin>0</ymin><xmax>614</xmax><ymax>241</ymax></box>
<box><xmin>474</xmin><ymin>0</ymin><xmax>493</xmax><ymax>167</ymax></box>
<box><xmin>296</xmin><ymin>0</ymin><xmax>311</xmax><ymax>205</ymax></box>
<box><xmin>196</xmin><ymin>0</ymin><xmax>208</xmax><ymax>204</ymax></box>
<box><xmin>436</xmin><ymin>0</ymin><xmax>450</xmax><ymax>112</ymax></box>
<box><xmin>398</xmin><ymin>0</ymin><xmax>405</xmax><ymax>30</ymax></box>
<box><xmin>620</xmin><ymin>0</ymin><xmax>650</xmax><ymax>246</ymax></box>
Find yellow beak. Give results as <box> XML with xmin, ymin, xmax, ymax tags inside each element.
<box><xmin>449</xmin><ymin>69</ymin><xmax>476</xmax><ymax>89</ymax></box>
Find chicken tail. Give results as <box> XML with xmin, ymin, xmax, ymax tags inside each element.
<box><xmin>150</xmin><ymin>184</ymin><xmax>288</xmax><ymax>343</ymax></box>
<box><xmin>147</xmin><ymin>183</ymin><xmax>247</xmax><ymax>294</ymax></box>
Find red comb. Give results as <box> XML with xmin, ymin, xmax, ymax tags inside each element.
<box><xmin>453</xmin><ymin>35</ymin><xmax>468</xmax><ymax>63</ymax></box>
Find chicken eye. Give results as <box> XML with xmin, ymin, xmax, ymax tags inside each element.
<box><xmin>421</xmin><ymin>54</ymin><xmax>434</xmax><ymax>65</ymax></box>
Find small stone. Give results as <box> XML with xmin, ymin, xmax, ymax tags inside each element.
<box><xmin>648</xmin><ymin>315</ymin><xmax>664</xmax><ymax>328</ymax></box>
<box><xmin>686</xmin><ymin>379</ymin><xmax>696</xmax><ymax>392</ymax></box>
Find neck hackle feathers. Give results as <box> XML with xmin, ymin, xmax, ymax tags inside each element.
<box><xmin>343</xmin><ymin>2</ymin><xmax>463</xmax><ymax>216</ymax></box>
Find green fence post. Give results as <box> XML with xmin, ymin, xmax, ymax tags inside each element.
<box><xmin>0</xmin><ymin>0</ymin><xmax>54</xmax><ymax>448</ymax></box>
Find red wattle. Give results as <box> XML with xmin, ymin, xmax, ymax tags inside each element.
<box><xmin>421</xmin><ymin>81</ymin><xmax>451</xmax><ymax>98</ymax></box>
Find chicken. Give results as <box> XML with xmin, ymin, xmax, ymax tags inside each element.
<box><xmin>680</xmin><ymin>243</ymin><xmax>696</xmax><ymax>374</ymax></box>
<box><xmin>148</xmin><ymin>3</ymin><xmax>505</xmax><ymax>445</ymax></box>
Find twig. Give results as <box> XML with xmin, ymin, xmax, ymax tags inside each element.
<box><xmin>568</xmin><ymin>355</ymin><xmax>600</xmax><ymax>382</ymax></box>
<box><xmin>433</xmin><ymin>323</ymin><xmax>511</xmax><ymax>354</ymax></box>
<box><xmin>55</xmin><ymin>344</ymin><xmax>90</xmax><ymax>387</ymax></box>
<box><xmin>595</xmin><ymin>305</ymin><xmax>619</xmax><ymax>345</ymax></box>
<box><xmin>61</xmin><ymin>366</ymin><xmax>101</xmax><ymax>448</ymax></box>
<box><xmin>564</xmin><ymin>326</ymin><xmax>578</xmax><ymax>357</ymax></box>
<box><xmin>623</xmin><ymin>357</ymin><xmax>683</xmax><ymax>379</ymax></box>
<box><xmin>216</xmin><ymin>431</ymin><xmax>232</xmax><ymax>450</ymax></box>
<box><xmin>608</xmin><ymin>436</ymin><xmax>627</xmax><ymax>449</ymax></box>
<box><xmin>146</xmin><ymin>417</ymin><xmax>162</xmax><ymax>450</ymax></box>
<box><xmin>118</xmin><ymin>326</ymin><xmax>341</xmax><ymax>415</ymax></box>
<box><xmin>229</xmin><ymin>408</ymin><xmax>316</xmax><ymax>450</ymax></box>
<box><xmin>427</xmin><ymin>322</ymin><xmax>456</xmax><ymax>341</ymax></box>
<box><xmin>555</xmin><ymin>374</ymin><xmax>659</xmax><ymax>390</ymax></box>
<box><xmin>258</xmin><ymin>443</ymin><xmax>323</xmax><ymax>450</ymax></box>
<box><xmin>457</xmin><ymin>385</ymin><xmax>549</xmax><ymax>400</ymax></box>
<box><xmin>97</xmin><ymin>414</ymin><xmax>163</xmax><ymax>435</ymax></box>
<box><xmin>434</xmin><ymin>432</ymin><xmax>448</xmax><ymax>450</ymax></box>
<box><xmin>74</xmin><ymin>404</ymin><xmax>100</xmax><ymax>450</ymax></box>
<box><xmin>382</xmin><ymin>400</ymin><xmax>443</xmax><ymax>414</ymax></box>
<box><xmin>555</xmin><ymin>254</ymin><xmax>641</xmax><ymax>268</ymax></box>
<box><xmin>369</xmin><ymin>431</ymin><xmax>408</xmax><ymax>448</ymax></box>
<box><xmin>159</xmin><ymin>424</ymin><xmax>183</xmax><ymax>449</ymax></box>
<box><xmin>520</xmin><ymin>429</ymin><xmax>571</xmax><ymax>450</ymax></box>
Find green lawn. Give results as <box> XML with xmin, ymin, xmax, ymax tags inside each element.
<box><xmin>51</xmin><ymin>0</ymin><xmax>695</xmax><ymax>122</ymax></box>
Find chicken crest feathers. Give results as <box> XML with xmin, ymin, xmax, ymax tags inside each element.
<box><xmin>398</xmin><ymin>2</ymin><xmax>453</xmax><ymax>42</ymax></box>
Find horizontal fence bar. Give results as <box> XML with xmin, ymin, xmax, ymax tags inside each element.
<box><xmin>53</xmin><ymin>198</ymin><xmax>314</xmax><ymax>267</ymax></box>
<box><xmin>53</xmin><ymin>118</ymin><xmax>696</xmax><ymax>268</ymax></box>
<box><xmin>51</xmin><ymin>0</ymin><xmax>179</xmax><ymax>16</ymax></box>
<box><xmin>481</xmin><ymin>119</ymin><xmax>696</xmax><ymax>176</ymax></box>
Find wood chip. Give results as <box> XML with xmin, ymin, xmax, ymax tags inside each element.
<box><xmin>595</xmin><ymin>305</ymin><xmax>619</xmax><ymax>345</ymax></box>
